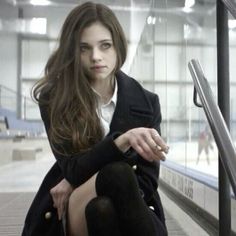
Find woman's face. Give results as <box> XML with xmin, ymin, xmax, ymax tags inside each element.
<box><xmin>79</xmin><ymin>21</ymin><xmax>117</xmax><ymax>82</ymax></box>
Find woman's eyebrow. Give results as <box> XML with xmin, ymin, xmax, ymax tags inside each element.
<box><xmin>80</xmin><ymin>42</ymin><xmax>89</xmax><ymax>45</ymax></box>
<box><xmin>100</xmin><ymin>39</ymin><xmax>112</xmax><ymax>42</ymax></box>
<box><xmin>80</xmin><ymin>39</ymin><xmax>112</xmax><ymax>45</ymax></box>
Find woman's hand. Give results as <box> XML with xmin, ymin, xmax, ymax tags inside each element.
<box><xmin>114</xmin><ymin>127</ymin><xmax>169</xmax><ymax>162</ymax></box>
<box><xmin>50</xmin><ymin>178</ymin><xmax>74</xmax><ymax>220</ymax></box>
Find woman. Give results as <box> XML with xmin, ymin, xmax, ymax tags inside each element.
<box><xmin>22</xmin><ymin>2</ymin><xmax>169</xmax><ymax>236</ymax></box>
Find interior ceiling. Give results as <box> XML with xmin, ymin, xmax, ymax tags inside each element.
<box><xmin>5</xmin><ymin>0</ymin><xmax>138</xmax><ymax>7</ymax></box>
<box><xmin>2</xmin><ymin>0</ymin><xmax>217</xmax><ymax>19</ymax></box>
<box><xmin>4</xmin><ymin>0</ymin><xmax>216</xmax><ymax>8</ymax></box>
<box><xmin>0</xmin><ymin>0</ymin><xmax>220</xmax><ymax>36</ymax></box>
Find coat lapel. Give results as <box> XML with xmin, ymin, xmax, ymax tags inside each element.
<box><xmin>109</xmin><ymin>70</ymin><xmax>154</xmax><ymax>134</ymax></box>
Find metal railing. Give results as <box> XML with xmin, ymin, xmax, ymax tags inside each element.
<box><xmin>0</xmin><ymin>84</ymin><xmax>35</xmax><ymax>120</ymax></box>
<box><xmin>221</xmin><ymin>0</ymin><xmax>236</xmax><ymax>18</ymax></box>
<box><xmin>0</xmin><ymin>85</ymin><xmax>18</xmax><ymax>111</ymax></box>
<box><xmin>188</xmin><ymin>59</ymin><xmax>236</xmax><ymax>197</ymax></box>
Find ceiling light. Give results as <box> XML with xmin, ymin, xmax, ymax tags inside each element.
<box><xmin>152</xmin><ymin>17</ymin><xmax>156</xmax><ymax>25</ymax></box>
<box><xmin>185</xmin><ymin>0</ymin><xmax>195</xmax><ymax>8</ymax></box>
<box><xmin>30</xmin><ymin>0</ymin><xmax>51</xmax><ymax>6</ymax></box>
<box><xmin>30</xmin><ymin>18</ymin><xmax>47</xmax><ymax>34</ymax></box>
<box><xmin>147</xmin><ymin>16</ymin><xmax>156</xmax><ymax>25</ymax></box>
<box><xmin>147</xmin><ymin>16</ymin><xmax>152</xmax><ymax>25</ymax></box>
<box><xmin>228</xmin><ymin>19</ymin><xmax>236</xmax><ymax>29</ymax></box>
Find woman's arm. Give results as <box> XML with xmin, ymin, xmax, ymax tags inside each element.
<box><xmin>39</xmin><ymin>103</ymin><xmax>130</xmax><ymax>187</ymax></box>
<box><xmin>114</xmin><ymin>127</ymin><xmax>168</xmax><ymax>162</ymax></box>
<box><xmin>114</xmin><ymin>94</ymin><xmax>168</xmax><ymax>202</ymax></box>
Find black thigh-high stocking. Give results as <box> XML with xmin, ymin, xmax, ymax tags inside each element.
<box><xmin>85</xmin><ymin>196</ymin><xmax>122</xmax><ymax>236</ymax></box>
<box><xmin>95</xmin><ymin>162</ymin><xmax>158</xmax><ymax>236</ymax></box>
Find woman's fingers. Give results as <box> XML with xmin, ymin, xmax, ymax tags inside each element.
<box><xmin>151</xmin><ymin>130</ymin><xmax>169</xmax><ymax>154</ymax></box>
<box><xmin>57</xmin><ymin>198</ymin><xmax>65</xmax><ymax>220</ymax></box>
<box><xmin>127</xmin><ymin>128</ymin><xmax>169</xmax><ymax>162</ymax></box>
<box><xmin>135</xmin><ymin>145</ymin><xmax>154</xmax><ymax>162</ymax></box>
<box><xmin>50</xmin><ymin>178</ymin><xmax>73</xmax><ymax>220</ymax></box>
<box><xmin>141</xmin><ymin>138</ymin><xmax>166</xmax><ymax>161</ymax></box>
<box><xmin>50</xmin><ymin>188</ymin><xmax>66</xmax><ymax>220</ymax></box>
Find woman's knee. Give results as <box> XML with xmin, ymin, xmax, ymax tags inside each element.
<box><xmin>85</xmin><ymin>196</ymin><xmax>120</xmax><ymax>235</ymax></box>
<box><xmin>85</xmin><ymin>196</ymin><xmax>116</xmax><ymax>220</ymax></box>
<box><xmin>96</xmin><ymin>162</ymin><xmax>139</xmax><ymax>196</ymax></box>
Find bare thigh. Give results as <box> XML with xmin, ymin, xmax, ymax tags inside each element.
<box><xmin>67</xmin><ymin>173</ymin><xmax>97</xmax><ymax>236</ymax></box>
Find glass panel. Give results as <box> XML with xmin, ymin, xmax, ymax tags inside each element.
<box><xmin>21</xmin><ymin>39</ymin><xmax>52</xmax><ymax>79</ymax></box>
<box><xmin>21</xmin><ymin>39</ymin><xmax>57</xmax><ymax>119</ymax></box>
<box><xmin>129</xmin><ymin>0</ymin><xmax>219</xmax><ymax>177</ymax></box>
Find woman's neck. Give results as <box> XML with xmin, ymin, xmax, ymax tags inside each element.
<box><xmin>92</xmin><ymin>77</ymin><xmax>115</xmax><ymax>104</ymax></box>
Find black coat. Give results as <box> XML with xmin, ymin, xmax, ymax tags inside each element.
<box><xmin>22</xmin><ymin>70</ymin><xmax>166</xmax><ymax>236</ymax></box>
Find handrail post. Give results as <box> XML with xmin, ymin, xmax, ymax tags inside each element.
<box><xmin>217</xmin><ymin>1</ymin><xmax>231</xmax><ymax>235</ymax></box>
<box><xmin>220</xmin><ymin>0</ymin><xmax>236</xmax><ymax>19</ymax></box>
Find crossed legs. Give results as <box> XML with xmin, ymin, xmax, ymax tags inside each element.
<box><xmin>68</xmin><ymin>162</ymin><xmax>166</xmax><ymax>236</ymax></box>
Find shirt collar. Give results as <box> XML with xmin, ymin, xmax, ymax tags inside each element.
<box><xmin>110</xmin><ymin>78</ymin><xmax>118</xmax><ymax>105</ymax></box>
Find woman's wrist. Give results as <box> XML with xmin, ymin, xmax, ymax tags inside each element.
<box><xmin>114</xmin><ymin>133</ymin><xmax>130</xmax><ymax>153</ymax></box>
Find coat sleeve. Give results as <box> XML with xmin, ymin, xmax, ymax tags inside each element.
<box><xmin>128</xmin><ymin>94</ymin><xmax>162</xmax><ymax>203</ymax></box>
<box><xmin>39</xmin><ymin>102</ymin><xmax>128</xmax><ymax>187</ymax></box>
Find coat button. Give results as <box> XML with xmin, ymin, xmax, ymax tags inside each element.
<box><xmin>149</xmin><ymin>206</ymin><xmax>154</xmax><ymax>210</ymax></box>
<box><xmin>132</xmin><ymin>165</ymin><xmax>137</xmax><ymax>170</ymax></box>
<box><xmin>45</xmin><ymin>211</ymin><xmax>52</xmax><ymax>220</ymax></box>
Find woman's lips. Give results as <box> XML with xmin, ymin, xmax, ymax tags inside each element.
<box><xmin>90</xmin><ymin>65</ymin><xmax>106</xmax><ymax>72</ymax></box>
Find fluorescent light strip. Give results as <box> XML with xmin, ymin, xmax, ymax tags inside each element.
<box><xmin>229</xmin><ymin>19</ymin><xmax>236</xmax><ymax>29</ymax></box>
<box><xmin>30</xmin><ymin>0</ymin><xmax>51</xmax><ymax>6</ymax></box>
<box><xmin>185</xmin><ymin>0</ymin><xmax>195</xmax><ymax>8</ymax></box>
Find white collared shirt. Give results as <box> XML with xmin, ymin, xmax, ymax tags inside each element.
<box><xmin>94</xmin><ymin>79</ymin><xmax>118</xmax><ymax>136</ymax></box>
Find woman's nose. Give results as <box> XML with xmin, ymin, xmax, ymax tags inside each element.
<box><xmin>91</xmin><ymin>48</ymin><xmax>102</xmax><ymax>62</ymax></box>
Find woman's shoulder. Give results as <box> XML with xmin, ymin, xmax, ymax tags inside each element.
<box><xmin>38</xmin><ymin>85</ymin><xmax>54</xmax><ymax>110</ymax></box>
<box><xmin>116</xmin><ymin>70</ymin><xmax>159</xmax><ymax>100</ymax></box>
<box><xmin>39</xmin><ymin>86</ymin><xmax>51</xmax><ymax>100</ymax></box>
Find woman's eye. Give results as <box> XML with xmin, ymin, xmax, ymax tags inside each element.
<box><xmin>101</xmin><ymin>43</ymin><xmax>111</xmax><ymax>50</ymax></box>
<box><xmin>80</xmin><ymin>45</ymin><xmax>89</xmax><ymax>52</ymax></box>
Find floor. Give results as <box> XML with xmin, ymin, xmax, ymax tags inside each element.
<box><xmin>0</xmin><ymin>191</ymin><xmax>190</xmax><ymax>236</ymax></box>
<box><xmin>0</xmin><ymin>192</ymin><xmax>34</xmax><ymax>236</ymax></box>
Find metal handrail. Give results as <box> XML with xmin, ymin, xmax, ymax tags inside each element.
<box><xmin>0</xmin><ymin>85</ymin><xmax>32</xmax><ymax>102</ymax></box>
<box><xmin>221</xmin><ymin>0</ymin><xmax>236</xmax><ymax>19</ymax></box>
<box><xmin>188</xmin><ymin>59</ymin><xmax>236</xmax><ymax>197</ymax></box>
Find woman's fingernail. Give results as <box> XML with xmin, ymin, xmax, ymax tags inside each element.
<box><xmin>165</xmin><ymin>146</ymin><xmax>170</xmax><ymax>154</ymax></box>
<box><xmin>161</xmin><ymin>154</ymin><xmax>166</xmax><ymax>161</ymax></box>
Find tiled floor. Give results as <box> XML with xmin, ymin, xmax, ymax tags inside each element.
<box><xmin>0</xmin><ymin>191</ymin><xmax>189</xmax><ymax>236</ymax></box>
<box><xmin>0</xmin><ymin>192</ymin><xmax>34</xmax><ymax>236</ymax></box>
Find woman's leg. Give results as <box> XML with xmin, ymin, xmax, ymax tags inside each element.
<box><xmin>67</xmin><ymin>173</ymin><xmax>122</xmax><ymax>236</ymax></box>
<box><xmin>67</xmin><ymin>173</ymin><xmax>98</xmax><ymax>236</ymax></box>
<box><xmin>96</xmin><ymin>162</ymin><xmax>167</xmax><ymax>236</ymax></box>
<box><xmin>85</xmin><ymin>196</ymin><xmax>122</xmax><ymax>236</ymax></box>
<box><xmin>67</xmin><ymin>162</ymin><xmax>167</xmax><ymax>236</ymax></box>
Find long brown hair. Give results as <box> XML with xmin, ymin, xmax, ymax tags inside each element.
<box><xmin>33</xmin><ymin>2</ymin><xmax>127</xmax><ymax>155</ymax></box>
